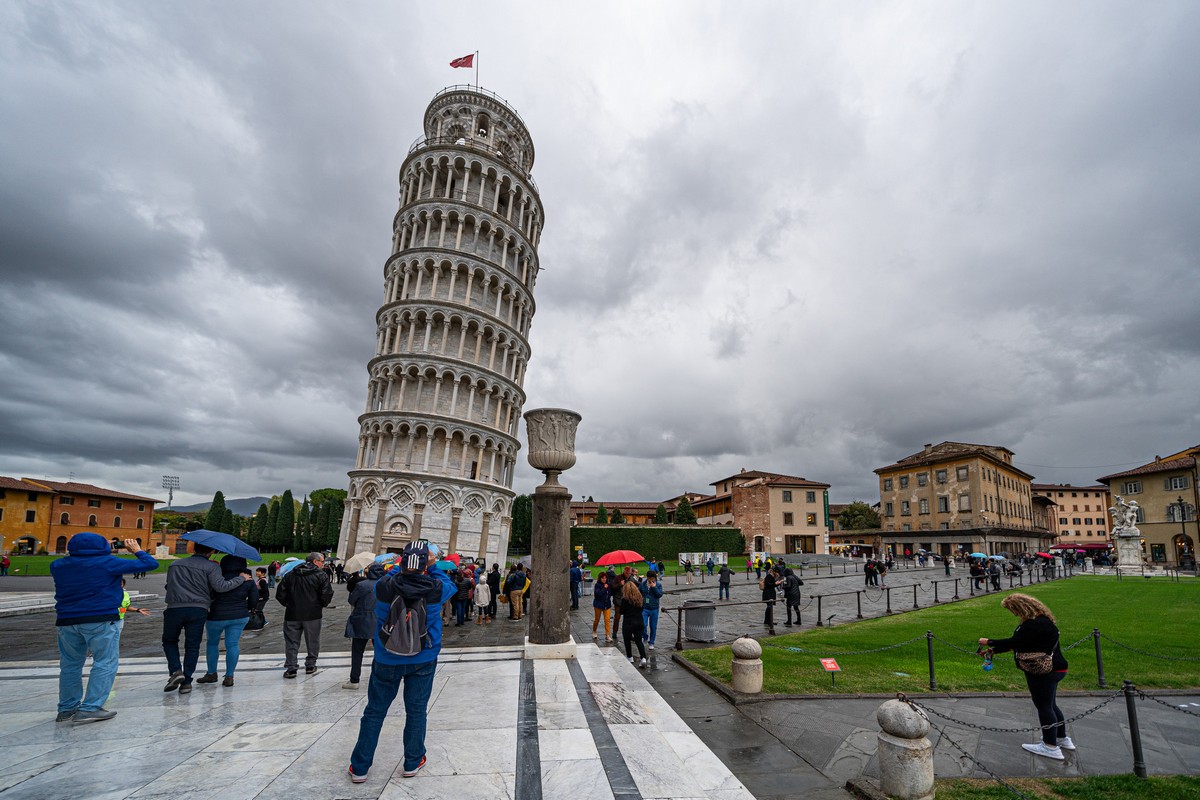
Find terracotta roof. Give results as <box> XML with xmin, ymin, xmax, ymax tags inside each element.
<box><xmin>21</xmin><ymin>479</ymin><xmax>160</xmax><ymax>504</ymax></box>
<box><xmin>1031</xmin><ymin>484</ymin><xmax>1108</xmax><ymax>492</ymax></box>
<box><xmin>0</xmin><ymin>476</ymin><xmax>46</xmax><ymax>492</ymax></box>
<box><xmin>710</xmin><ymin>469</ymin><xmax>830</xmax><ymax>489</ymax></box>
<box><xmin>1098</xmin><ymin>455</ymin><xmax>1198</xmax><ymax>483</ymax></box>
<box><xmin>875</xmin><ymin>441</ymin><xmax>1034</xmax><ymax>480</ymax></box>
<box><xmin>570</xmin><ymin>501</ymin><xmax>672</xmax><ymax>512</ymax></box>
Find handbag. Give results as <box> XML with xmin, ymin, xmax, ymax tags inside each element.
<box><xmin>245</xmin><ymin>609</ymin><xmax>266</xmax><ymax>631</ymax></box>
<box><xmin>1015</xmin><ymin>637</ymin><xmax>1058</xmax><ymax>674</ymax></box>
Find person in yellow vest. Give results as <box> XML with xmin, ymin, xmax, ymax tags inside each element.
<box><xmin>116</xmin><ymin>578</ymin><xmax>151</xmax><ymax>636</ymax></box>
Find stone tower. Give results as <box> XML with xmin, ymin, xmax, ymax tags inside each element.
<box><xmin>337</xmin><ymin>85</ymin><xmax>543</xmax><ymax>561</ymax></box>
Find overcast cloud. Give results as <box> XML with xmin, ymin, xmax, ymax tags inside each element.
<box><xmin>1</xmin><ymin>1</ymin><xmax>1197</xmax><ymax>508</ymax></box>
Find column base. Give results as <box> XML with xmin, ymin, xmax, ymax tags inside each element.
<box><xmin>524</xmin><ymin>635</ymin><xmax>577</xmax><ymax>660</ymax></box>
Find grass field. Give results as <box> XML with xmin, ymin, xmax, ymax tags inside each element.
<box><xmin>682</xmin><ymin>578</ymin><xmax>1200</xmax><ymax>694</ymax></box>
<box><xmin>934</xmin><ymin>775</ymin><xmax>1200</xmax><ymax>799</ymax></box>
<box><xmin>2</xmin><ymin>552</ymin><xmax>314</xmax><ymax>577</ymax></box>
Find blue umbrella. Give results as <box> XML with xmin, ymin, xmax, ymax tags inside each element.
<box><xmin>988</xmin><ymin>555</ymin><xmax>1007</xmax><ymax>560</ymax></box>
<box><xmin>276</xmin><ymin>557</ymin><xmax>303</xmax><ymax>578</ymax></box>
<box><xmin>969</xmin><ymin>552</ymin><xmax>988</xmax><ymax>558</ymax></box>
<box><xmin>180</xmin><ymin>529</ymin><xmax>261</xmax><ymax>561</ymax></box>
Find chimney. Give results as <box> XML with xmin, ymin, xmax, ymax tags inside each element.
<box><xmin>924</xmin><ymin>443</ymin><xmax>933</xmax><ymax>454</ymax></box>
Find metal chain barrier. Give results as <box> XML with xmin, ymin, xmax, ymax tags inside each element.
<box><xmin>1100</xmin><ymin>633</ymin><xmax>1200</xmax><ymax>661</ymax></box>
<box><xmin>1135</xmin><ymin>690</ymin><xmax>1200</xmax><ymax>718</ymax></box>
<box><xmin>930</xmin><ymin>634</ymin><xmax>981</xmax><ymax>655</ymax></box>
<box><xmin>901</xmin><ymin>690</ymin><xmax>1124</xmax><ymax>734</ymax></box>
<box><xmin>1060</xmin><ymin>632</ymin><xmax>1095</xmax><ymax>652</ymax></box>
<box><xmin>761</xmin><ymin>634</ymin><xmax>927</xmax><ymax>656</ymax></box>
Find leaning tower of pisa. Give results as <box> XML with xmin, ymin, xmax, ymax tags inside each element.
<box><xmin>337</xmin><ymin>85</ymin><xmax>543</xmax><ymax>562</ymax></box>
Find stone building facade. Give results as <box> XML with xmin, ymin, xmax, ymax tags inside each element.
<box><xmin>0</xmin><ymin>477</ymin><xmax>158</xmax><ymax>555</ymax></box>
<box><xmin>1031</xmin><ymin>483</ymin><xmax>1112</xmax><ymax>549</ymax></box>
<box><xmin>337</xmin><ymin>86</ymin><xmax>543</xmax><ymax>561</ymax></box>
<box><xmin>1098</xmin><ymin>445</ymin><xmax>1199</xmax><ymax>566</ymax></box>
<box><xmin>693</xmin><ymin>470</ymin><xmax>831</xmax><ymax>555</ymax></box>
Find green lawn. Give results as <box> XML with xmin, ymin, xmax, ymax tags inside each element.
<box><xmin>683</xmin><ymin>578</ymin><xmax>1200</xmax><ymax>694</ymax></box>
<box><xmin>935</xmin><ymin>775</ymin><xmax>1200</xmax><ymax>799</ymax></box>
<box><xmin>3</xmin><ymin>552</ymin><xmax>313</xmax><ymax>576</ymax></box>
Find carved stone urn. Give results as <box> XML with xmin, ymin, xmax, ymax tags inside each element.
<box><xmin>523</xmin><ymin>408</ymin><xmax>581</xmax><ymax>492</ymax></box>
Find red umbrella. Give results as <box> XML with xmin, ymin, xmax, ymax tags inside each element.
<box><xmin>1036</xmin><ymin>552</ymin><xmax>1053</xmax><ymax>558</ymax></box>
<box><xmin>594</xmin><ymin>549</ymin><xmax>645</xmax><ymax>566</ymax></box>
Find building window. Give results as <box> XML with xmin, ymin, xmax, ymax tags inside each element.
<box><xmin>1059</xmin><ymin>517</ymin><xmax>1068</xmax><ymax>525</ymax></box>
<box><xmin>1122</xmin><ymin>481</ymin><xmax>1141</xmax><ymax>494</ymax></box>
<box><xmin>26</xmin><ymin>510</ymin><xmax>36</xmax><ymax>523</ymax></box>
<box><xmin>885</xmin><ymin>502</ymin><xmax>894</xmax><ymax>516</ymax></box>
<box><xmin>60</xmin><ymin>496</ymin><xmax>74</xmax><ymax>505</ymax></box>
<box><xmin>957</xmin><ymin>466</ymin><xmax>969</xmax><ymax>481</ymax></box>
<box><xmin>807</xmin><ymin>513</ymin><xmax>817</xmax><ymax>526</ymax></box>
<box><xmin>113</xmin><ymin>517</ymin><xmax>121</xmax><ymax>528</ymax></box>
<box><xmin>806</xmin><ymin>491</ymin><xmax>816</xmax><ymax>503</ymax></box>
<box><xmin>782</xmin><ymin>491</ymin><xmax>792</xmax><ymax>502</ymax></box>
<box><xmin>783</xmin><ymin>512</ymin><xmax>794</xmax><ymax>526</ymax></box>
<box><xmin>939</xmin><ymin>522</ymin><xmax>949</xmax><ymax>530</ymax></box>
<box><xmin>60</xmin><ymin>512</ymin><xmax>69</xmax><ymax>525</ymax></box>
<box><xmin>1167</xmin><ymin>476</ymin><xmax>1189</xmax><ymax>491</ymax></box>
<box><xmin>917</xmin><ymin>473</ymin><xmax>928</xmax><ymax>487</ymax></box>
<box><xmin>938</xmin><ymin>496</ymin><xmax>949</xmax><ymax>513</ymax></box>
<box><xmin>89</xmin><ymin>515</ymin><xmax>98</xmax><ymax>526</ymax></box>
<box><xmin>88</xmin><ymin>499</ymin><xmax>101</xmax><ymax>508</ymax></box>
<box><xmin>1150</xmin><ymin>544</ymin><xmax>1167</xmax><ymax>562</ymax></box>
<box><xmin>1073</xmin><ymin>517</ymin><xmax>1081</xmax><ymax>525</ymax></box>
<box><xmin>901</xmin><ymin>523</ymin><xmax>911</xmax><ymax>532</ymax></box>
<box><xmin>899</xmin><ymin>476</ymin><xmax>909</xmax><ymax>489</ymax></box>
<box><xmin>958</xmin><ymin>494</ymin><xmax>971</xmax><ymax>511</ymax></box>
<box><xmin>1084</xmin><ymin>517</ymin><xmax>1092</xmax><ymax>525</ymax></box>
<box><xmin>883</xmin><ymin>479</ymin><xmax>893</xmax><ymax>491</ymax></box>
<box><xmin>901</xmin><ymin>501</ymin><xmax>911</xmax><ymax>515</ymax></box>
<box><xmin>919</xmin><ymin>499</ymin><xmax>929</xmax><ymax>514</ymax></box>
<box><xmin>136</xmin><ymin>519</ymin><xmax>144</xmax><ymax>529</ymax></box>
<box><xmin>115</xmin><ymin>502</ymin><xmax>124</xmax><ymax>510</ymax></box>
<box><xmin>936</xmin><ymin>469</ymin><xmax>947</xmax><ymax>483</ymax></box>
<box><xmin>138</xmin><ymin>504</ymin><xmax>146</xmax><ymax>512</ymax></box>
<box><xmin>1167</xmin><ymin>503</ymin><xmax>1196</xmax><ymax>523</ymax></box>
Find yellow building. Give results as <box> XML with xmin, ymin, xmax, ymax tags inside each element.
<box><xmin>1031</xmin><ymin>484</ymin><xmax>1112</xmax><ymax>550</ymax></box>
<box><xmin>0</xmin><ymin>477</ymin><xmax>54</xmax><ymax>554</ymax></box>
<box><xmin>875</xmin><ymin>442</ymin><xmax>1053</xmax><ymax>558</ymax></box>
<box><xmin>1098</xmin><ymin>445</ymin><xmax>1199</xmax><ymax>567</ymax></box>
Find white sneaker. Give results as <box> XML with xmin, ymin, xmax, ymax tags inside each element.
<box><xmin>627</xmin><ymin>656</ymin><xmax>634</xmax><ymax>663</ymax></box>
<box><xmin>592</xmin><ymin>632</ymin><xmax>597</xmax><ymax>639</ymax></box>
<box><xmin>1022</xmin><ymin>742</ymin><xmax>1065</xmax><ymax>760</ymax></box>
<box><xmin>649</xmin><ymin>643</ymin><xmax>654</xmax><ymax>650</ymax></box>
<box><xmin>639</xmin><ymin>658</ymin><xmax>648</xmax><ymax>667</ymax></box>
<box><xmin>1057</xmin><ymin>737</ymin><xmax>1076</xmax><ymax>751</ymax></box>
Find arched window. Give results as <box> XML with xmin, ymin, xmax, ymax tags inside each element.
<box><xmin>136</xmin><ymin>518</ymin><xmax>144</xmax><ymax>529</ymax></box>
<box><xmin>55</xmin><ymin>536</ymin><xmax>67</xmax><ymax>553</ymax></box>
<box><xmin>113</xmin><ymin>516</ymin><xmax>122</xmax><ymax>528</ymax></box>
<box><xmin>88</xmin><ymin>515</ymin><xmax>97</xmax><ymax>526</ymax></box>
<box><xmin>60</xmin><ymin>512</ymin><xmax>70</xmax><ymax>525</ymax></box>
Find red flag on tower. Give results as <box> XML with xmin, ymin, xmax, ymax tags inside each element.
<box><xmin>450</xmin><ymin>54</ymin><xmax>474</xmax><ymax>68</ymax></box>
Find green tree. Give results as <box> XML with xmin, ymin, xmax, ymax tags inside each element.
<box><xmin>266</xmin><ymin>501</ymin><xmax>281</xmax><ymax>551</ymax></box>
<box><xmin>309</xmin><ymin>487</ymin><xmax>347</xmax><ymax>508</ymax></box>
<box><xmin>674</xmin><ymin>496</ymin><xmax>696</xmax><ymax>525</ymax></box>
<box><xmin>610</xmin><ymin>508</ymin><xmax>625</xmax><ymax>524</ymax></box>
<box><xmin>595</xmin><ymin>503</ymin><xmax>609</xmax><ymax>525</ymax></box>
<box><xmin>510</xmin><ymin>494</ymin><xmax>532</xmax><ymax>553</ymax></box>
<box><xmin>204</xmin><ymin>491</ymin><xmax>227</xmax><ymax>531</ymax></box>
<box><xmin>248</xmin><ymin>503</ymin><xmax>269</xmax><ymax>548</ymax></box>
<box><xmin>221</xmin><ymin>508</ymin><xmax>235</xmax><ymax>536</ymax></box>
<box><xmin>279</xmin><ymin>490</ymin><xmax>297</xmax><ymax>551</ymax></box>
<box><xmin>297</xmin><ymin>498</ymin><xmax>311</xmax><ymax>551</ymax></box>
<box><xmin>838</xmin><ymin>500</ymin><xmax>881</xmax><ymax>530</ymax></box>
<box><xmin>654</xmin><ymin>504</ymin><xmax>669</xmax><ymax>524</ymax></box>
<box><xmin>312</xmin><ymin>501</ymin><xmax>330</xmax><ymax>549</ymax></box>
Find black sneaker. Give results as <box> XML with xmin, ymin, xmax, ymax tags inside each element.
<box><xmin>305</xmin><ymin>666</ymin><xmax>318</xmax><ymax>675</ymax></box>
<box><xmin>284</xmin><ymin>669</ymin><xmax>298</xmax><ymax>679</ymax></box>
<box><xmin>164</xmin><ymin>671</ymin><xmax>185</xmax><ymax>692</ymax></box>
<box><xmin>196</xmin><ymin>672</ymin><xmax>218</xmax><ymax>684</ymax></box>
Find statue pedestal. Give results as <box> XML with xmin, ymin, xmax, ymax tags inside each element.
<box><xmin>1115</xmin><ymin>531</ymin><xmax>1143</xmax><ymax>569</ymax></box>
<box><xmin>155</xmin><ymin>545</ymin><xmax>171</xmax><ymax>560</ymax></box>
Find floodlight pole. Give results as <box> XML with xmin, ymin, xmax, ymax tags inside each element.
<box><xmin>162</xmin><ymin>475</ymin><xmax>180</xmax><ymax>510</ymax></box>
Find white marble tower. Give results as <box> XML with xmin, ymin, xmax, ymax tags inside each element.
<box><xmin>337</xmin><ymin>85</ymin><xmax>543</xmax><ymax>561</ymax></box>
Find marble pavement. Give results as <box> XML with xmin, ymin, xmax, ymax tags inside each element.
<box><xmin>0</xmin><ymin>643</ymin><xmax>756</xmax><ymax>800</ymax></box>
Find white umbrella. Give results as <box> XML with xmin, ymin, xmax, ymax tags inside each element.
<box><xmin>344</xmin><ymin>551</ymin><xmax>376</xmax><ymax>574</ymax></box>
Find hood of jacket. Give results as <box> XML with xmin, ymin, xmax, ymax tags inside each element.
<box><xmin>66</xmin><ymin>532</ymin><xmax>112</xmax><ymax>557</ymax></box>
<box><xmin>365</xmin><ymin>562</ymin><xmax>387</xmax><ymax>580</ymax></box>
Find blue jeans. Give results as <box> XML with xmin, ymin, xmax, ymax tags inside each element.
<box><xmin>570</xmin><ymin>583</ymin><xmax>581</xmax><ymax>608</ymax></box>
<box><xmin>719</xmin><ymin>583</ymin><xmax>730</xmax><ymax>600</ymax></box>
<box><xmin>453</xmin><ymin>599</ymin><xmax>467</xmax><ymax>625</ymax></box>
<box><xmin>205</xmin><ymin>617</ymin><xmax>249</xmax><ymax>676</ymax></box>
<box><xmin>642</xmin><ymin>607</ymin><xmax>659</xmax><ymax>645</ymax></box>
<box><xmin>58</xmin><ymin>621</ymin><xmax>121</xmax><ymax>713</ymax></box>
<box><xmin>162</xmin><ymin>607</ymin><xmax>208</xmax><ymax>682</ymax></box>
<box><xmin>351</xmin><ymin>659</ymin><xmax>437</xmax><ymax>774</ymax></box>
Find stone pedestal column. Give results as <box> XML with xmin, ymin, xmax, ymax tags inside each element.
<box><xmin>730</xmin><ymin>637</ymin><xmax>763</xmax><ymax>694</ymax></box>
<box><xmin>876</xmin><ymin>699</ymin><xmax>934</xmax><ymax>800</ymax></box>
<box><xmin>523</xmin><ymin>408</ymin><xmax>581</xmax><ymax>659</ymax></box>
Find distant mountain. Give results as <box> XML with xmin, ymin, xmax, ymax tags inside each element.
<box><xmin>171</xmin><ymin>497</ymin><xmax>272</xmax><ymax>516</ymax></box>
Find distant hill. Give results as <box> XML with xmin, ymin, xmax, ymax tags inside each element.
<box><xmin>171</xmin><ymin>497</ymin><xmax>272</xmax><ymax>516</ymax></box>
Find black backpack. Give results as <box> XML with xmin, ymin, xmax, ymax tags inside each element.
<box><xmin>380</xmin><ymin>592</ymin><xmax>429</xmax><ymax>657</ymax></box>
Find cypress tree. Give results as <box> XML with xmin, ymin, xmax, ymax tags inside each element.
<box><xmin>313</xmin><ymin>502</ymin><xmax>330</xmax><ymax>549</ymax></box>
<box><xmin>279</xmin><ymin>490</ymin><xmax>296</xmax><ymax>552</ymax></box>
<box><xmin>611</xmin><ymin>508</ymin><xmax>625</xmax><ymax>524</ymax></box>
<box><xmin>267</xmin><ymin>501</ymin><xmax>281</xmax><ymax>551</ymax></box>
<box><xmin>654</xmin><ymin>504</ymin><xmax>669</xmax><ymax>524</ymax></box>
<box><xmin>204</xmin><ymin>491</ymin><xmax>227</xmax><ymax>531</ymax></box>
<box><xmin>297</xmin><ymin>498</ymin><xmax>311</xmax><ymax>551</ymax></box>
<box><xmin>249</xmin><ymin>503</ymin><xmax>269</xmax><ymax>547</ymax></box>
<box><xmin>221</xmin><ymin>508</ymin><xmax>235</xmax><ymax>536</ymax></box>
<box><xmin>595</xmin><ymin>503</ymin><xmax>609</xmax><ymax>525</ymax></box>
<box><xmin>675</xmin><ymin>496</ymin><xmax>697</xmax><ymax>525</ymax></box>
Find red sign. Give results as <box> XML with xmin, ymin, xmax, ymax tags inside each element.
<box><xmin>820</xmin><ymin>658</ymin><xmax>841</xmax><ymax>672</ymax></box>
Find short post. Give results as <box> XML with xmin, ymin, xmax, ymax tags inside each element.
<box><xmin>674</xmin><ymin>607</ymin><xmax>683</xmax><ymax>651</ymax></box>
<box><xmin>856</xmin><ymin>591</ymin><xmax>863</xmax><ymax>619</ymax></box>
<box><xmin>952</xmin><ymin>578</ymin><xmax>960</xmax><ymax>599</ymax></box>
<box><xmin>1094</xmin><ymin>628</ymin><xmax>1106</xmax><ymax>689</ymax></box>
<box><xmin>912</xmin><ymin>584</ymin><xmax>919</xmax><ymax>609</ymax></box>
<box><xmin>730</xmin><ymin>637</ymin><xmax>763</xmax><ymax>694</ymax></box>
<box><xmin>1123</xmin><ymin>681</ymin><xmax>1147</xmax><ymax>779</ymax></box>
<box><xmin>969</xmin><ymin>577</ymin><xmax>975</xmax><ymax>596</ymax></box>
<box><xmin>816</xmin><ymin>595</ymin><xmax>824</xmax><ymax>627</ymax></box>
<box><xmin>886</xmin><ymin>587</ymin><xmax>893</xmax><ymax>614</ymax></box>
<box><xmin>926</xmin><ymin>631</ymin><xmax>936</xmax><ymax>690</ymax></box>
<box><xmin>876</xmin><ymin>700</ymin><xmax>934</xmax><ymax>800</ymax></box>
<box><xmin>933</xmin><ymin>581</ymin><xmax>939</xmax><ymax>603</ymax></box>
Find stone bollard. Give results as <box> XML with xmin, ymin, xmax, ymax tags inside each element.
<box><xmin>730</xmin><ymin>637</ymin><xmax>763</xmax><ymax>694</ymax></box>
<box><xmin>876</xmin><ymin>699</ymin><xmax>934</xmax><ymax>800</ymax></box>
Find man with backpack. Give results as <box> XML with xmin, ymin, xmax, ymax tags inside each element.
<box><xmin>348</xmin><ymin>541</ymin><xmax>455</xmax><ymax>784</ymax></box>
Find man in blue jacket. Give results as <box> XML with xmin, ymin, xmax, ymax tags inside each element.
<box><xmin>569</xmin><ymin>561</ymin><xmax>583</xmax><ymax>610</ymax></box>
<box><xmin>347</xmin><ymin>541</ymin><xmax>455</xmax><ymax>784</ymax></box>
<box><xmin>51</xmin><ymin>533</ymin><xmax>158</xmax><ymax>724</ymax></box>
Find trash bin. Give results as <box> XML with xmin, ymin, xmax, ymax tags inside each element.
<box><xmin>682</xmin><ymin>599</ymin><xmax>717</xmax><ymax>642</ymax></box>
<box><xmin>582</xmin><ymin>576</ymin><xmax>593</xmax><ymax>596</ymax></box>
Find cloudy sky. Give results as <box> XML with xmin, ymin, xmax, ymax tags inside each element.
<box><xmin>2</xmin><ymin>1</ymin><xmax>1198</xmax><ymax>509</ymax></box>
